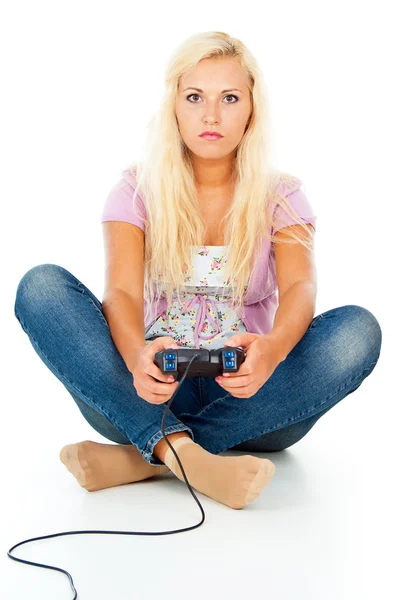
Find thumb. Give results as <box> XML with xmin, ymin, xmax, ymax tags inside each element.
<box><xmin>153</xmin><ymin>336</ymin><xmax>178</xmax><ymax>350</ymax></box>
<box><xmin>225</xmin><ymin>333</ymin><xmax>255</xmax><ymax>348</ymax></box>
<box><xmin>165</xmin><ymin>336</ymin><xmax>179</xmax><ymax>349</ymax></box>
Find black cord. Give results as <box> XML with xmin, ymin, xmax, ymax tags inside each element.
<box><xmin>7</xmin><ymin>354</ymin><xmax>204</xmax><ymax>600</ymax></box>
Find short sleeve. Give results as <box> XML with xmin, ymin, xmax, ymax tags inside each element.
<box><xmin>100</xmin><ymin>168</ymin><xmax>147</xmax><ymax>231</ymax></box>
<box><xmin>271</xmin><ymin>176</ymin><xmax>317</xmax><ymax>235</ymax></box>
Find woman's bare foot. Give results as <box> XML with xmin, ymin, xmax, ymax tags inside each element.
<box><xmin>59</xmin><ymin>440</ymin><xmax>170</xmax><ymax>492</ymax></box>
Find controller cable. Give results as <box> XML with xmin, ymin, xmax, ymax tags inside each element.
<box><xmin>7</xmin><ymin>353</ymin><xmax>203</xmax><ymax>600</ymax></box>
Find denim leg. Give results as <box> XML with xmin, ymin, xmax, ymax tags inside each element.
<box><xmin>173</xmin><ymin>305</ymin><xmax>382</xmax><ymax>455</ymax></box>
<box><xmin>13</xmin><ymin>264</ymin><xmax>196</xmax><ymax>466</ymax></box>
<box><xmin>67</xmin><ymin>387</ymin><xmax>132</xmax><ymax>445</ymax></box>
<box><xmin>67</xmin><ymin>375</ymin><xmax>204</xmax><ymax>445</ymax></box>
<box><xmin>228</xmin><ymin>398</ymin><xmax>351</xmax><ymax>452</ymax></box>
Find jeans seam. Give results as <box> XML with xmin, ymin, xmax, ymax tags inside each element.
<box><xmin>199</xmin><ymin>376</ymin><xmax>205</xmax><ymax>408</ymax></box>
<box><xmin>76</xmin><ymin>281</ymin><xmax>110</xmax><ymax>330</ymax></box>
<box><xmin>308</xmin><ymin>313</ymin><xmax>325</xmax><ymax>329</ymax></box>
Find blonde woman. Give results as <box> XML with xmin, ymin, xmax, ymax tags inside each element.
<box><xmin>14</xmin><ymin>32</ymin><xmax>382</xmax><ymax>510</ymax></box>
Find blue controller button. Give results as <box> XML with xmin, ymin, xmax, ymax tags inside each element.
<box><xmin>166</xmin><ymin>353</ymin><xmax>176</xmax><ymax>359</ymax></box>
<box><xmin>166</xmin><ymin>363</ymin><xmax>175</xmax><ymax>370</ymax></box>
<box><xmin>225</xmin><ymin>360</ymin><xmax>234</xmax><ymax>368</ymax></box>
<box><xmin>224</xmin><ymin>351</ymin><xmax>235</xmax><ymax>358</ymax></box>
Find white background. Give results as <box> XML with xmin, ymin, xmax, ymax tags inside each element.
<box><xmin>2</xmin><ymin>1</ymin><xmax>400</xmax><ymax>598</ymax></box>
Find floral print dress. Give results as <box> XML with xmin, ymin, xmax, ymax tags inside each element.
<box><xmin>144</xmin><ymin>245</ymin><xmax>248</xmax><ymax>350</ymax></box>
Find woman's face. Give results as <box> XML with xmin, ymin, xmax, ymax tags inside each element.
<box><xmin>175</xmin><ymin>57</ymin><xmax>252</xmax><ymax>160</ymax></box>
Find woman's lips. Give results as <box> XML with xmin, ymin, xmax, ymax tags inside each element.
<box><xmin>199</xmin><ymin>134</ymin><xmax>223</xmax><ymax>140</ymax></box>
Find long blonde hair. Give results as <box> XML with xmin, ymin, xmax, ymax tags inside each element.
<box><xmin>129</xmin><ymin>31</ymin><xmax>314</xmax><ymax>325</ymax></box>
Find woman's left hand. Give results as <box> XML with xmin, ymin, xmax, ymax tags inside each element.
<box><xmin>215</xmin><ymin>333</ymin><xmax>281</xmax><ymax>398</ymax></box>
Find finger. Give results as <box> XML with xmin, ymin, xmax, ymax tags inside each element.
<box><xmin>146</xmin><ymin>361</ymin><xmax>176</xmax><ymax>384</ymax></box>
<box><xmin>144</xmin><ymin>345</ymin><xmax>176</xmax><ymax>383</ymax></box>
<box><xmin>217</xmin><ymin>381</ymin><xmax>247</xmax><ymax>398</ymax></box>
<box><xmin>145</xmin><ymin>360</ymin><xmax>177</xmax><ymax>385</ymax></box>
<box><xmin>144</xmin><ymin>373</ymin><xmax>179</xmax><ymax>395</ymax></box>
<box><xmin>217</xmin><ymin>374</ymin><xmax>247</xmax><ymax>387</ymax></box>
<box><xmin>217</xmin><ymin>379</ymin><xmax>247</xmax><ymax>394</ymax></box>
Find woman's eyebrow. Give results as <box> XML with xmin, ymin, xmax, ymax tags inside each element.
<box><xmin>182</xmin><ymin>87</ymin><xmax>243</xmax><ymax>93</ymax></box>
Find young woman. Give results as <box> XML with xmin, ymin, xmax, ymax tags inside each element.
<box><xmin>14</xmin><ymin>32</ymin><xmax>382</xmax><ymax>510</ymax></box>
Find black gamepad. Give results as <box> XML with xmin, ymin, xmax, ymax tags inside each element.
<box><xmin>154</xmin><ymin>346</ymin><xmax>246</xmax><ymax>380</ymax></box>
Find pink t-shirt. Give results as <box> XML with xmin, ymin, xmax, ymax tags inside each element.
<box><xmin>101</xmin><ymin>168</ymin><xmax>317</xmax><ymax>337</ymax></box>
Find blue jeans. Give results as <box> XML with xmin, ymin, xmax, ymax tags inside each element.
<box><xmin>14</xmin><ymin>264</ymin><xmax>382</xmax><ymax>467</ymax></box>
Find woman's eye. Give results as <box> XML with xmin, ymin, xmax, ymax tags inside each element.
<box><xmin>186</xmin><ymin>93</ymin><xmax>238</xmax><ymax>103</ymax></box>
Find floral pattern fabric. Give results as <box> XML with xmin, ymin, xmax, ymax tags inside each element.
<box><xmin>144</xmin><ymin>245</ymin><xmax>248</xmax><ymax>349</ymax></box>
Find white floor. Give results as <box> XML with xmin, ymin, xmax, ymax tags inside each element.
<box><xmin>3</xmin><ymin>340</ymin><xmax>399</xmax><ymax>600</ymax></box>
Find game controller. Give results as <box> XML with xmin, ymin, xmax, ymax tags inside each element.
<box><xmin>154</xmin><ymin>346</ymin><xmax>246</xmax><ymax>380</ymax></box>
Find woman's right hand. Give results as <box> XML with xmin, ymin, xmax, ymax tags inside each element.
<box><xmin>131</xmin><ymin>336</ymin><xmax>180</xmax><ymax>405</ymax></box>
